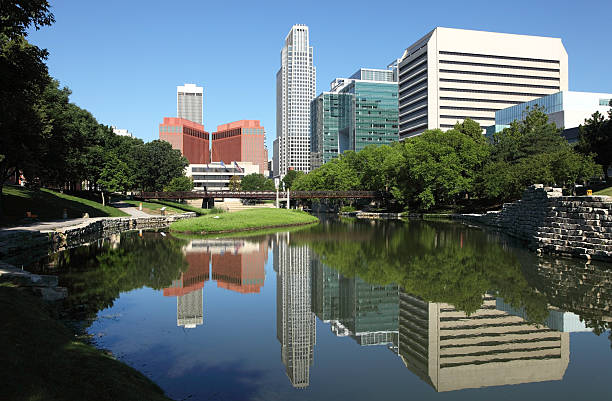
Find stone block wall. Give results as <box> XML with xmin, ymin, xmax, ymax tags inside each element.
<box><xmin>456</xmin><ymin>185</ymin><xmax>612</xmax><ymax>261</ymax></box>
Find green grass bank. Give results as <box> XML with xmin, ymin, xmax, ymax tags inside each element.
<box><xmin>0</xmin><ymin>284</ymin><xmax>171</xmax><ymax>401</ymax></box>
<box><xmin>170</xmin><ymin>208</ymin><xmax>318</xmax><ymax>234</ymax></box>
<box><xmin>1</xmin><ymin>186</ymin><xmax>127</xmax><ymax>225</ymax></box>
<box><xmin>595</xmin><ymin>185</ymin><xmax>612</xmax><ymax>197</ymax></box>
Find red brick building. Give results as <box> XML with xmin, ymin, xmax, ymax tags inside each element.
<box><xmin>211</xmin><ymin>120</ymin><xmax>268</xmax><ymax>174</ymax></box>
<box><xmin>159</xmin><ymin>117</ymin><xmax>210</xmax><ymax>164</ymax></box>
<box><xmin>211</xmin><ymin>241</ymin><xmax>267</xmax><ymax>294</ymax></box>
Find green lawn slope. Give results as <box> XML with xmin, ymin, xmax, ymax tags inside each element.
<box><xmin>0</xmin><ymin>285</ymin><xmax>171</xmax><ymax>401</ymax></box>
<box><xmin>170</xmin><ymin>208</ymin><xmax>318</xmax><ymax>234</ymax></box>
<box><xmin>594</xmin><ymin>185</ymin><xmax>612</xmax><ymax>197</ymax></box>
<box><xmin>1</xmin><ymin>186</ymin><xmax>127</xmax><ymax>224</ymax></box>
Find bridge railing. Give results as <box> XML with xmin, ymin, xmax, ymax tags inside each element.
<box><xmin>135</xmin><ymin>190</ymin><xmax>382</xmax><ymax>200</ymax></box>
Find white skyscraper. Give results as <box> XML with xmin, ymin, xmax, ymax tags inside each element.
<box><xmin>177</xmin><ymin>83</ymin><xmax>204</xmax><ymax>125</ymax></box>
<box><xmin>275</xmin><ymin>24</ymin><xmax>316</xmax><ymax>178</ymax></box>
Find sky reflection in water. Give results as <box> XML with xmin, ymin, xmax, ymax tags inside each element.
<box><xmin>32</xmin><ymin>219</ymin><xmax>612</xmax><ymax>400</ymax></box>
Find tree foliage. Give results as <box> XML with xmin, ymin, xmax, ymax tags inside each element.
<box><xmin>240</xmin><ymin>173</ymin><xmax>275</xmax><ymax>191</ymax></box>
<box><xmin>164</xmin><ymin>176</ymin><xmax>194</xmax><ymax>192</ymax></box>
<box><xmin>576</xmin><ymin>109</ymin><xmax>612</xmax><ymax>179</ymax></box>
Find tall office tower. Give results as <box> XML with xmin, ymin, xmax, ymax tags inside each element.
<box><xmin>159</xmin><ymin>117</ymin><xmax>210</xmax><ymax>164</ymax></box>
<box><xmin>311</xmin><ymin>68</ymin><xmax>398</xmax><ymax>168</ymax></box>
<box><xmin>275</xmin><ymin>24</ymin><xmax>316</xmax><ymax>177</ymax></box>
<box><xmin>162</xmin><ymin>245</ymin><xmax>210</xmax><ymax>329</ymax></box>
<box><xmin>398</xmin><ymin>292</ymin><xmax>569</xmax><ymax>391</ymax></box>
<box><xmin>395</xmin><ymin>27</ymin><xmax>568</xmax><ymax>139</ymax></box>
<box><xmin>275</xmin><ymin>237</ymin><xmax>316</xmax><ymax>388</ymax></box>
<box><xmin>177</xmin><ymin>83</ymin><xmax>204</xmax><ymax>125</ymax></box>
<box><xmin>211</xmin><ymin>120</ymin><xmax>269</xmax><ymax>174</ymax></box>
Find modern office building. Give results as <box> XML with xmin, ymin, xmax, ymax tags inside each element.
<box><xmin>398</xmin><ymin>292</ymin><xmax>569</xmax><ymax>392</ymax></box>
<box><xmin>159</xmin><ymin>117</ymin><xmax>210</xmax><ymax>164</ymax></box>
<box><xmin>310</xmin><ymin>68</ymin><xmax>398</xmax><ymax>168</ymax></box>
<box><xmin>395</xmin><ymin>27</ymin><xmax>568</xmax><ymax>139</ymax></box>
<box><xmin>275</xmin><ymin>24</ymin><xmax>316</xmax><ymax>177</ymax></box>
<box><xmin>177</xmin><ymin>83</ymin><xmax>204</xmax><ymax>125</ymax></box>
<box><xmin>276</xmin><ymin>237</ymin><xmax>316</xmax><ymax>388</ymax></box>
<box><xmin>185</xmin><ymin>161</ymin><xmax>260</xmax><ymax>191</ymax></box>
<box><xmin>485</xmin><ymin>91</ymin><xmax>612</xmax><ymax>142</ymax></box>
<box><xmin>211</xmin><ymin>120</ymin><xmax>269</xmax><ymax>174</ymax></box>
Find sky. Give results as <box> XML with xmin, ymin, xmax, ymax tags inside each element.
<box><xmin>27</xmin><ymin>0</ymin><xmax>612</xmax><ymax>157</ymax></box>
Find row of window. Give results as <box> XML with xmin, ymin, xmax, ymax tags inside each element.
<box><xmin>439</xmin><ymin>69</ymin><xmax>560</xmax><ymax>81</ymax></box>
<box><xmin>440</xmin><ymin>96</ymin><xmax>527</xmax><ymax>104</ymax></box>
<box><xmin>439</xmin><ymin>114</ymin><xmax>495</xmax><ymax>121</ymax></box>
<box><xmin>440</xmin><ymin>105</ymin><xmax>499</xmax><ymax>112</ymax></box>
<box><xmin>439</xmin><ymin>59</ymin><xmax>560</xmax><ymax>73</ymax></box>
<box><xmin>438</xmin><ymin>50</ymin><xmax>560</xmax><ymax>64</ymax></box>
<box><xmin>439</xmin><ymin>87</ymin><xmax>552</xmax><ymax>97</ymax></box>
<box><xmin>439</xmin><ymin>78</ymin><xmax>560</xmax><ymax>90</ymax></box>
<box><xmin>399</xmin><ymin>51</ymin><xmax>428</xmax><ymax>75</ymax></box>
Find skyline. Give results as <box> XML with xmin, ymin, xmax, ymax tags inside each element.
<box><xmin>26</xmin><ymin>0</ymin><xmax>612</xmax><ymax>155</ymax></box>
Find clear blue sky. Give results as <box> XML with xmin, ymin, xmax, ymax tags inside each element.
<box><xmin>27</xmin><ymin>0</ymin><xmax>612</xmax><ymax>158</ymax></box>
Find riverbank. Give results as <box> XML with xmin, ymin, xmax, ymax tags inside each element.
<box><xmin>0</xmin><ymin>213</ymin><xmax>196</xmax><ymax>267</ymax></box>
<box><xmin>169</xmin><ymin>208</ymin><xmax>319</xmax><ymax>234</ymax></box>
<box><xmin>1</xmin><ymin>186</ymin><xmax>128</xmax><ymax>226</ymax></box>
<box><xmin>0</xmin><ymin>284</ymin><xmax>172</xmax><ymax>401</ymax></box>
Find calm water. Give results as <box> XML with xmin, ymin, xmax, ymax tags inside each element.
<box><xmin>28</xmin><ymin>218</ymin><xmax>611</xmax><ymax>400</ymax></box>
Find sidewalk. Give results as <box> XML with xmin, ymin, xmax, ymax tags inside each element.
<box><xmin>110</xmin><ymin>202</ymin><xmax>150</xmax><ymax>218</ymax></box>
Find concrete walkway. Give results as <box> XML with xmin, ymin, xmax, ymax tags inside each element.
<box><xmin>110</xmin><ymin>202</ymin><xmax>150</xmax><ymax>218</ymax></box>
<box><xmin>0</xmin><ymin>218</ymin><xmax>90</xmax><ymax>235</ymax></box>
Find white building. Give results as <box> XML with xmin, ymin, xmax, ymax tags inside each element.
<box><xmin>396</xmin><ymin>27</ymin><xmax>568</xmax><ymax>139</ymax></box>
<box><xmin>111</xmin><ymin>126</ymin><xmax>133</xmax><ymax>137</ymax></box>
<box><xmin>487</xmin><ymin>91</ymin><xmax>612</xmax><ymax>142</ymax></box>
<box><xmin>177</xmin><ymin>83</ymin><xmax>204</xmax><ymax>125</ymax></box>
<box><xmin>186</xmin><ymin>161</ymin><xmax>260</xmax><ymax>191</ymax></box>
<box><xmin>275</xmin><ymin>24</ymin><xmax>316</xmax><ymax>177</ymax></box>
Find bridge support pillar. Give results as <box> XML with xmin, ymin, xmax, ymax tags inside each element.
<box><xmin>201</xmin><ymin>198</ymin><xmax>215</xmax><ymax>209</ymax></box>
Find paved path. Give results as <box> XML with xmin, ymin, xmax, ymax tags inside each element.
<box><xmin>110</xmin><ymin>202</ymin><xmax>150</xmax><ymax>218</ymax></box>
<box><xmin>0</xmin><ymin>218</ymin><xmax>90</xmax><ymax>235</ymax></box>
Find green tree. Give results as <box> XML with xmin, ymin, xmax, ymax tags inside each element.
<box><xmin>241</xmin><ymin>173</ymin><xmax>275</xmax><ymax>191</ymax></box>
<box><xmin>98</xmin><ymin>154</ymin><xmax>133</xmax><ymax>194</ymax></box>
<box><xmin>576</xmin><ymin>110</ymin><xmax>612</xmax><ymax>179</ymax></box>
<box><xmin>479</xmin><ymin>108</ymin><xmax>600</xmax><ymax>202</ymax></box>
<box><xmin>164</xmin><ymin>176</ymin><xmax>193</xmax><ymax>192</ymax></box>
<box><xmin>0</xmin><ymin>1</ymin><xmax>53</xmax><ymax>214</ymax></box>
<box><xmin>282</xmin><ymin>169</ymin><xmax>304</xmax><ymax>190</ymax></box>
<box><xmin>400</xmin><ymin>127</ymin><xmax>489</xmax><ymax>210</ymax></box>
<box><xmin>132</xmin><ymin>140</ymin><xmax>188</xmax><ymax>191</ymax></box>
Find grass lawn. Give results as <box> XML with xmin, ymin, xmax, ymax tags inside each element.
<box><xmin>170</xmin><ymin>208</ymin><xmax>319</xmax><ymax>233</ymax></box>
<box><xmin>122</xmin><ymin>199</ymin><xmax>183</xmax><ymax>215</ymax></box>
<box><xmin>1</xmin><ymin>186</ymin><xmax>127</xmax><ymax>225</ymax></box>
<box><xmin>149</xmin><ymin>199</ymin><xmax>220</xmax><ymax>215</ymax></box>
<box><xmin>594</xmin><ymin>185</ymin><xmax>612</xmax><ymax>197</ymax></box>
<box><xmin>0</xmin><ymin>284</ymin><xmax>171</xmax><ymax>401</ymax></box>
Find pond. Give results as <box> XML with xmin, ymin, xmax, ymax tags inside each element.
<box><xmin>28</xmin><ymin>218</ymin><xmax>612</xmax><ymax>400</ymax></box>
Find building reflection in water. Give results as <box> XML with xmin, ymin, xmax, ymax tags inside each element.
<box><xmin>163</xmin><ymin>238</ymin><xmax>268</xmax><ymax>328</ymax></box>
<box><xmin>275</xmin><ymin>233</ymin><xmax>316</xmax><ymax>388</ymax></box>
<box><xmin>397</xmin><ymin>292</ymin><xmax>570</xmax><ymax>392</ymax></box>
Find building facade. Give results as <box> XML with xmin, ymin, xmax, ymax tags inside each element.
<box><xmin>310</xmin><ymin>68</ymin><xmax>398</xmax><ymax>168</ymax></box>
<box><xmin>211</xmin><ymin>120</ymin><xmax>268</xmax><ymax>174</ymax></box>
<box><xmin>177</xmin><ymin>83</ymin><xmax>204</xmax><ymax>125</ymax></box>
<box><xmin>185</xmin><ymin>161</ymin><xmax>259</xmax><ymax>191</ymax></box>
<box><xmin>486</xmin><ymin>90</ymin><xmax>612</xmax><ymax>142</ymax></box>
<box><xmin>275</xmin><ymin>24</ymin><xmax>316</xmax><ymax>177</ymax></box>
<box><xmin>396</xmin><ymin>27</ymin><xmax>568</xmax><ymax>139</ymax></box>
<box><xmin>111</xmin><ymin>126</ymin><xmax>133</xmax><ymax>137</ymax></box>
<box><xmin>159</xmin><ymin>117</ymin><xmax>210</xmax><ymax>164</ymax></box>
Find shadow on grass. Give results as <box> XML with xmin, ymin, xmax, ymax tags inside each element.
<box><xmin>0</xmin><ymin>285</ymin><xmax>172</xmax><ymax>401</ymax></box>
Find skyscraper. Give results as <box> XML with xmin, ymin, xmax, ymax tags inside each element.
<box><xmin>275</xmin><ymin>236</ymin><xmax>316</xmax><ymax>388</ymax></box>
<box><xmin>177</xmin><ymin>83</ymin><xmax>204</xmax><ymax>125</ymax></box>
<box><xmin>275</xmin><ymin>24</ymin><xmax>316</xmax><ymax>177</ymax></box>
<box><xmin>395</xmin><ymin>27</ymin><xmax>568</xmax><ymax>139</ymax></box>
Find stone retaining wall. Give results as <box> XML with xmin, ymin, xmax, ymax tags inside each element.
<box><xmin>455</xmin><ymin>185</ymin><xmax>612</xmax><ymax>262</ymax></box>
<box><xmin>0</xmin><ymin>213</ymin><xmax>196</xmax><ymax>267</ymax></box>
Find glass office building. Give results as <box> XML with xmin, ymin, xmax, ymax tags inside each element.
<box><xmin>310</xmin><ymin>69</ymin><xmax>399</xmax><ymax>167</ymax></box>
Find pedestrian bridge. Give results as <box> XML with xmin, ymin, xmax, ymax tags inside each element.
<box><xmin>135</xmin><ymin>190</ymin><xmax>382</xmax><ymax>200</ymax></box>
